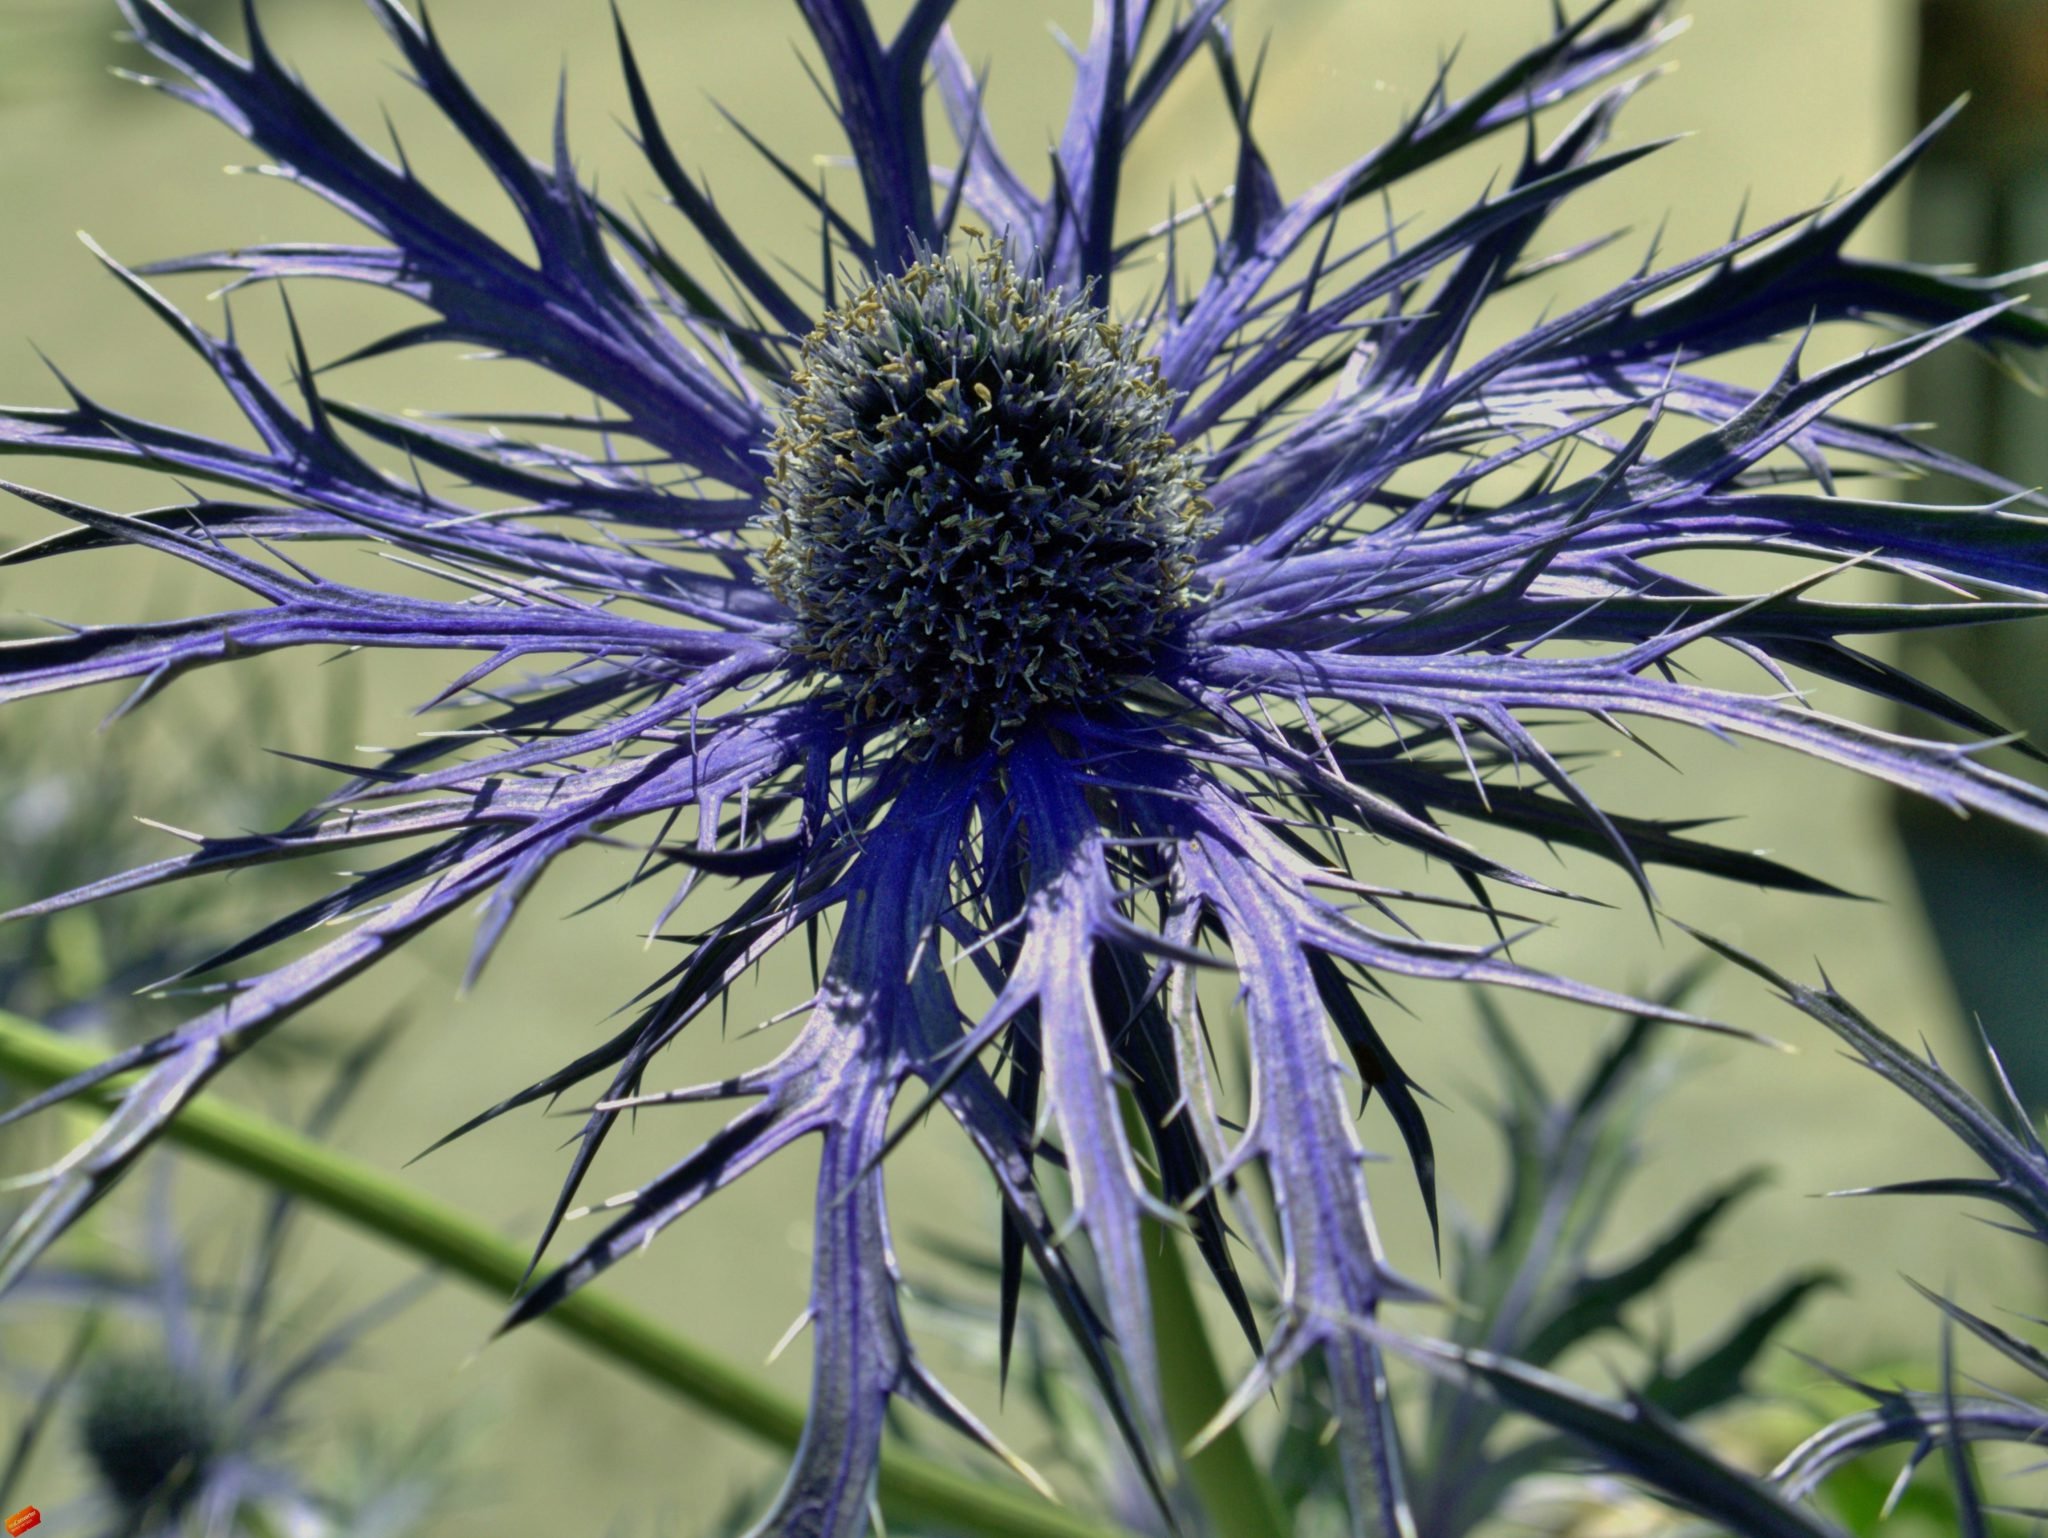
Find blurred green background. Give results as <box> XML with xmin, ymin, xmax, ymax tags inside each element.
<box><xmin>0</xmin><ymin>1</ymin><xmax>2041</xmax><ymax>1533</ymax></box>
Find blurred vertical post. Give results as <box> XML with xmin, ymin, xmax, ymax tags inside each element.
<box><xmin>1899</xmin><ymin>0</ymin><xmax>2048</xmax><ymax>1104</ymax></box>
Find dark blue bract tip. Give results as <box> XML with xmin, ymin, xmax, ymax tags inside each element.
<box><xmin>764</xmin><ymin>242</ymin><xmax>1207</xmax><ymax>753</ymax></box>
<box><xmin>77</xmin><ymin>1355</ymin><xmax>226</xmax><ymax>1515</ymax></box>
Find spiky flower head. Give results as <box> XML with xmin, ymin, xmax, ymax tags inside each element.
<box><xmin>77</xmin><ymin>1355</ymin><xmax>226</xmax><ymax>1515</ymax></box>
<box><xmin>3</xmin><ymin>2</ymin><xmax>2048</xmax><ymax>1535</ymax></box>
<box><xmin>766</xmin><ymin>240</ymin><xmax>1205</xmax><ymax>751</ymax></box>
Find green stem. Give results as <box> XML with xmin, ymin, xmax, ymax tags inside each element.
<box><xmin>1120</xmin><ymin>1094</ymin><xmax>1288</xmax><ymax>1538</ymax></box>
<box><xmin>0</xmin><ymin>1012</ymin><xmax>1122</xmax><ymax>1538</ymax></box>
<box><xmin>1145</xmin><ymin>1228</ymin><xmax>1289</xmax><ymax>1538</ymax></box>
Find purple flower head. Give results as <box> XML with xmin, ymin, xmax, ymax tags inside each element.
<box><xmin>3</xmin><ymin>2</ymin><xmax>2048</xmax><ymax>1534</ymax></box>
<box><xmin>763</xmin><ymin>240</ymin><xmax>1209</xmax><ymax>751</ymax></box>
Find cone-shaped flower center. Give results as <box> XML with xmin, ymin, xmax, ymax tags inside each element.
<box><xmin>77</xmin><ymin>1356</ymin><xmax>226</xmax><ymax>1513</ymax></box>
<box><xmin>765</xmin><ymin>244</ymin><xmax>1206</xmax><ymax>752</ymax></box>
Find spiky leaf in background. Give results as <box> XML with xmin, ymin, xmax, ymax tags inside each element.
<box><xmin>1399</xmin><ymin>988</ymin><xmax>1835</xmax><ymax>1536</ymax></box>
<box><xmin>1239</xmin><ymin>986</ymin><xmax>1827</xmax><ymax>1537</ymax></box>
<box><xmin>0</xmin><ymin>1032</ymin><xmax>465</xmax><ymax>1537</ymax></box>
<box><xmin>1393</xmin><ymin>950</ymin><xmax>2048</xmax><ymax>1534</ymax></box>
<box><xmin>2</xmin><ymin>2</ymin><xmax>2048</xmax><ymax>1534</ymax></box>
<box><xmin>1704</xmin><ymin>942</ymin><xmax>2048</xmax><ymax>1531</ymax></box>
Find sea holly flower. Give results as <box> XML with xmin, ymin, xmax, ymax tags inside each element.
<box><xmin>2</xmin><ymin>1</ymin><xmax>2047</xmax><ymax>1534</ymax></box>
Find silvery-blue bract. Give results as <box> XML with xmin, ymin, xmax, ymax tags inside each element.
<box><xmin>3</xmin><ymin>3</ymin><xmax>2047</xmax><ymax>1534</ymax></box>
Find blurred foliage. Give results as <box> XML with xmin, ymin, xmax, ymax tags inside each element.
<box><xmin>0</xmin><ymin>1035</ymin><xmax>471</xmax><ymax>1537</ymax></box>
<box><xmin>0</xmin><ymin>666</ymin><xmax>357</xmax><ymax>1048</ymax></box>
<box><xmin>1400</xmin><ymin>988</ymin><xmax>1834</xmax><ymax>1536</ymax></box>
<box><xmin>1896</xmin><ymin>0</ymin><xmax>2048</xmax><ymax>1109</ymax></box>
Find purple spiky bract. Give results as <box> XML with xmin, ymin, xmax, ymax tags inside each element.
<box><xmin>4</xmin><ymin>3</ymin><xmax>2048</xmax><ymax>1534</ymax></box>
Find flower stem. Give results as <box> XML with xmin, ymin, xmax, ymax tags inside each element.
<box><xmin>1145</xmin><ymin>1222</ymin><xmax>1290</xmax><ymax>1538</ymax></box>
<box><xmin>0</xmin><ymin>1013</ymin><xmax>1120</xmax><ymax>1538</ymax></box>
<box><xmin>1120</xmin><ymin>1091</ymin><xmax>1288</xmax><ymax>1538</ymax></box>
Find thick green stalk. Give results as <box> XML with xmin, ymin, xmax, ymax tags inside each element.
<box><xmin>0</xmin><ymin>1012</ymin><xmax>1121</xmax><ymax>1538</ymax></box>
<box><xmin>1145</xmin><ymin>1221</ymin><xmax>1291</xmax><ymax>1538</ymax></box>
<box><xmin>1119</xmin><ymin>1092</ymin><xmax>1288</xmax><ymax>1538</ymax></box>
